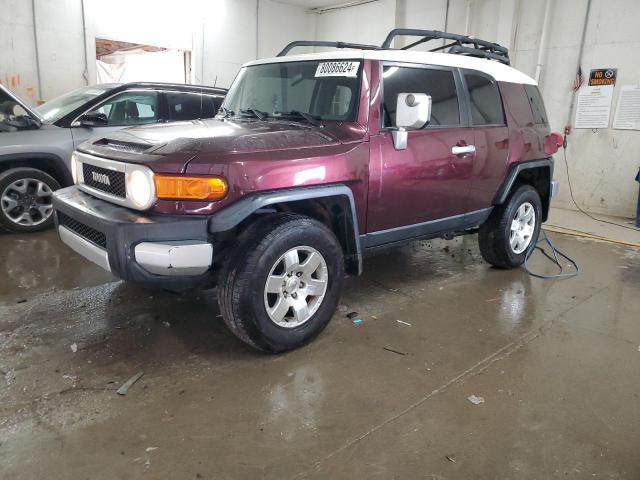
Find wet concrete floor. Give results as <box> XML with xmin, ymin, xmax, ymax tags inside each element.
<box><xmin>1</xmin><ymin>228</ymin><xmax>639</xmax><ymax>479</ymax></box>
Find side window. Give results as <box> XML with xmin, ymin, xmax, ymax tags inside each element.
<box><xmin>382</xmin><ymin>66</ymin><xmax>460</xmax><ymax>127</ymax></box>
<box><xmin>524</xmin><ymin>85</ymin><xmax>548</xmax><ymax>124</ymax></box>
<box><xmin>167</xmin><ymin>92</ymin><xmax>220</xmax><ymax>121</ymax></box>
<box><xmin>464</xmin><ymin>73</ymin><xmax>505</xmax><ymax>125</ymax></box>
<box><xmin>89</xmin><ymin>91</ymin><xmax>158</xmax><ymax>126</ymax></box>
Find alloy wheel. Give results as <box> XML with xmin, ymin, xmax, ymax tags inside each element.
<box><xmin>263</xmin><ymin>246</ymin><xmax>329</xmax><ymax>328</ymax></box>
<box><xmin>0</xmin><ymin>178</ymin><xmax>54</xmax><ymax>227</ymax></box>
<box><xmin>509</xmin><ymin>201</ymin><xmax>536</xmax><ymax>254</ymax></box>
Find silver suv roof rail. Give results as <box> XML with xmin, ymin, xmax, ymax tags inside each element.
<box><xmin>277</xmin><ymin>29</ymin><xmax>510</xmax><ymax>65</ymax></box>
<box><xmin>381</xmin><ymin>29</ymin><xmax>510</xmax><ymax>65</ymax></box>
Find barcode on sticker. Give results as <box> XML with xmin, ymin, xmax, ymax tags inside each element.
<box><xmin>315</xmin><ymin>61</ymin><xmax>360</xmax><ymax>78</ymax></box>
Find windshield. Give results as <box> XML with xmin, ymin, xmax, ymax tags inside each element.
<box><xmin>36</xmin><ymin>86</ymin><xmax>112</xmax><ymax>123</ymax></box>
<box><xmin>222</xmin><ymin>60</ymin><xmax>362</xmax><ymax>122</ymax></box>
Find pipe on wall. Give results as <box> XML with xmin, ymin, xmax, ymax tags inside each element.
<box><xmin>534</xmin><ymin>0</ymin><xmax>552</xmax><ymax>83</ymax></box>
<box><xmin>31</xmin><ymin>0</ymin><xmax>42</xmax><ymax>101</ymax></box>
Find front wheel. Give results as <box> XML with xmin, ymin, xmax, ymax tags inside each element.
<box><xmin>218</xmin><ymin>213</ymin><xmax>344</xmax><ymax>353</ymax></box>
<box><xmin>478</xmin><ymin>184</ymin><xmax>542</xmax><ymax>269</ymax></box>
<box><xmin>0</xmin><ymin>168</ymin><xmax>60</xmax><ymax>233</ymax></box>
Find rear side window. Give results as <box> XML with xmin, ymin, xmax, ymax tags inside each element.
<box><xmin>382</xmin><ymin>66</ymin><xmax>460</xmax><ymax>127</ymax></box>
<box><xmin>524</xmin><ymin>85</ymin><xmax>548</xmax><ymax>124</ymax></box>
<box><xmin>166</xmin><ymin>92</ymin><xmax>221</xmax><ymax>121</ymax></box>
<box><xmin>464</xmin><ymin>73</ymin><xmax>505</xmax><ymax>125</ymax></box>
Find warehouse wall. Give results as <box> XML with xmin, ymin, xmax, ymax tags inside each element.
<box><xmin>0</xmin><ymin>0</ymin><xmax>312</xmax><ymax>99</ymax></box>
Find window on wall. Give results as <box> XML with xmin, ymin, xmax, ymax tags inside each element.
<box><xmin>382</xmin><ymin>66</ymin><xmax>460</xmax><ymax>127</ymax></box>
<box><xmin>524</xmin><ymin>84</ymin><xmax>548</xmax><ymax>124</ymax></box>
<box><xmin>464</xmin><ymin>73</ymin><xmax>505</xmax><ymax>125</ymax></box>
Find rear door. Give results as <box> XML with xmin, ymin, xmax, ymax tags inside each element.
<box><xmin>461</xmin><ymin>70</ymin><xmax>510</xmax><ymax>210</ymax></box>
<box><xmin>366</xmin><ymin>63</ymin><xmax>475</xmax><ymax>235</ymax></box>
<box><xmin>164</xmin><ymin>91</ymin><xmax>223</xmax><ymax>122</ymax></box>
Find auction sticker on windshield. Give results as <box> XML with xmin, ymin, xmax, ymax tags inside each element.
<box><xmin>315</xmin><ymin>61</ymin><xmax>360</xmax><ymax>78</ymax></box>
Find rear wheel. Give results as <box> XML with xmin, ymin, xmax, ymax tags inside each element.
<box><xmin>478</xmin><ymin>184</ymin><xmax>542</xmax><ymax>269</ymax></box>
<box><xmin>218</xmin><ymin>213</ymin><xmax>344</xmax><ymax>353</ymax></box>
<box><xmin>0</xmin><ymin>168</ymin><xmax>60</xmax><ymax>233</ymax></box>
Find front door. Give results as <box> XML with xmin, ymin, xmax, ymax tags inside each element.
<box><xmin>366</xmin><ymin>64</ymin><xmax>475</xmax><ymax>237</ymax></box>
<box><xmin>71</xmin><ymin>90</ymin><xmax>161</xmax><ymax>147</ymax></box>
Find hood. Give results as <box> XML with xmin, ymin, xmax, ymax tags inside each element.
<box><xmin>0</xmin><ymin>84</ymin><xmax>43</xmax><ymax>125</ymax></box>
<box><xmin>78</xmin><ymin>118</ymin><xmax>367</xmax><ymax>173</ymax></box>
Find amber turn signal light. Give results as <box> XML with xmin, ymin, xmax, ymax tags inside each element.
<box><xmin>154</xmin><ymin>175</ymin><xmax>227</xmax><ymax>200</ymax></box>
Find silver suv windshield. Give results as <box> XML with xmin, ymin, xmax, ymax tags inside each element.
<box><xmin>37</xmin><ymin>85</ymin><xmax>112</xmax><ymax>123</ymax></box>
<box><xmin>221</xmin><ymin>60</ymin><xmax>362</xmax><ymax>122</ymax></box>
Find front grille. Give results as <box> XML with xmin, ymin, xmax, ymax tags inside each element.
<box><xmin>57</xmin><ymin>212</ymin><xmax>107</xmax><ymax>249</ymax></box>
<box><xmin>82</xmin><ymin>163</ymin><xmax>126</xmax><ymax>198</ymax></box>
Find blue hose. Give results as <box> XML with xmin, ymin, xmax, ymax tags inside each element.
<box><xmin>523</xmin><ymin>230</ymin><xmax>579</xmax><ymax>279</ymax></box>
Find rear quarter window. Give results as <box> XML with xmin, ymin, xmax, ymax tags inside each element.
<box><xmin>524</xmin><ymin>85</ymin><xmax>548</xmax><ymax>124</ymax></box>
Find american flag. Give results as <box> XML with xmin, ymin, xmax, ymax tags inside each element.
<box><xmin>572</xmin><ymin>66</ymin><xmax>584</xmax><ymax>92</ymax></box>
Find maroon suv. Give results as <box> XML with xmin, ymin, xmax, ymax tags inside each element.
<box><xmin>53</xmin><ymin>30</ymin><xmax>561</xmax><ymax>352</ymax></box>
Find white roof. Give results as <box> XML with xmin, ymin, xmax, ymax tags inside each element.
<box><xmin>245</xmin><ymin>49</ymin><xmax>537</xmax><ymax>86</ymax></box>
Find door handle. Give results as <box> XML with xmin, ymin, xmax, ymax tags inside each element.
<box><xmin>451</xmin><ymin>145</ymin><xmax>476</xmax><ymax>156</ymax></box>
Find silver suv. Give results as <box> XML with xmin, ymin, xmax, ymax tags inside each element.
<box><xmin>0</xmin><ymin>82</ymin><xmax>226</xmax><ymax>233</ymax></box>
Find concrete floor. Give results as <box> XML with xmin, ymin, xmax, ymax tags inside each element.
<box><xmin>1</xmin><ymin>226</ymin><xmax>639</xmax><ymax>479</ymax></box>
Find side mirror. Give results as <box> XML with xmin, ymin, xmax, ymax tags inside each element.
<box><xmin>392</xmin><ymin>93</ymin><xmax>432</xmax><ymax>150</ymax></box>
<box><xmin>79</xmin><ymin>112</ymin><xmax>108</xmax><ymax>127</ymax></box>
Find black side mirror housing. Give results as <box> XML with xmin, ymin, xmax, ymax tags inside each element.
<box><xmin>79</xmin><ymin>112</ymin><xmax>108</xmax><ymax>127</ymax></box>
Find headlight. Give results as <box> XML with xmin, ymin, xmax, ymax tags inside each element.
<box><xmin>126</xmin><ymin>168</ymin><xmax>155</xmax><ymax>210</ymax></box>
<box><xmin>70</xmin><ymin>153</ymin><xmax>78</xmax><ymax>184</ymax></box>
<box><xmin>154</xmin><ymin>175</ymin><xmax>227</xmax><ymax>200</ymax></box>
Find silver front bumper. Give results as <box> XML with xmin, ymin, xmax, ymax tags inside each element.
<box><xmin>58</xmin><ymin>225</ymin><xmax>213</xmax><ymax>277</ymax></box>
<box><xmin>134</xmin><ymin>241</ymin><xmax>213</xmax><ymax>276</ymax></box>
<box><xmin>59</xmin><ymin>226</ymin><xmax>111</xmax><ymax>272</ymax></box>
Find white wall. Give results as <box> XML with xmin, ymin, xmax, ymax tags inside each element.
<box><xmin>0</xmin><ymin>0</ymin><xmax>313</xmax><ymax>100</ymax></box>
<box><xmin>314</xmin><ymin>0</ymin><xmax>396</xmax><ymax>46</ymax></box>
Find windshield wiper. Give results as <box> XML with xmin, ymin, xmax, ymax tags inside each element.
<box><xmin>277</xmin><ymin>110</ymin><xmax>322</xmax><ymax>127</ymax></box>
<box><xmin>239</xmin><ymin>108</ymin><xmax>268</xmax><ymax>120</ymax></box>
<box><xmin>220</xmin><ymin>106</ymin><xmax>235</xmax><ymax>118</ymax></box>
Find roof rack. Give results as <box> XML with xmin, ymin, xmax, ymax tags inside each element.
<box><xmin>276</xmin><ymin>29</ymin><xmax>510</xmax><ymax>65</ymax></box>
<box><xmin>381</xmin><ymin>29</ymin><xmax>510</xmax><ymax>65</ymax></box>
<box><xmin>277</xmin><ymin>40</ymin><xmax>379</xmax><ymax>57</ymax></box>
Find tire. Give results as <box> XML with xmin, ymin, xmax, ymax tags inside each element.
<box><xmin>0</xmin><ymin>168</ymin><xmax>61</xmax><ymax>233</ymax></box>
<box><xmin>218</xmin><ymin>213</ymin><xmax>345</xmax><ymax>353</ymax></box>
<box><xmin>478</xmin><ymin>184</ymin><xmax>542</xmax><ymax>269</ymax></box>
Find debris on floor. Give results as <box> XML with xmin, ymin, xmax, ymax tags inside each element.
<box><xmin>445</xmin><ymin>454</ymin><xmax>456</xmax><ymax>463</ymax></box>
<box><xmin>346</xmin><ymin>311</ymin><xmax>359</xmax><ymax>319</ymax></box>
<box><xmin>383</xmin><ymin>346</ymin><xmax>407</xmax><ymax>356</ymax></box>
<box><xmin>116</xmin><ymin>371</ymin><xmax>145</xmax><ymax>395</ymax></box>
<box><xmin>352</xmin><ymin>318</ymin><xmax>363</xmax><ymax>325</ymax></box>
<box><xmin>70</xmin><ymin>343</ymin><xmax>78</xmax><ymax>353</ymax></box>
<box><xmin>467</xmin><ymin>394</ymin><xmax>485</xmax><ymax>405</ymax></box>
<box><xmin>397</xmin><ymin>320</ymin><xmax>412</xmax><ymax>326</ymax></box>
<box><xmin>16</xmin><ymin>298</ymin><xmax>27</xmax><ymax>304</ymax></box>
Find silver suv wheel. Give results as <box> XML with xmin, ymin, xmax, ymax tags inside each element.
<box><xmin>263</xmin><ymin>245</ymin><xmax>329</xmax><ymax>328</ymax></box>
<box><xmin>509</xmin><ymin>201</ymin><xmax>536</xmax><ymax>254</ymax></box>
<box><xmin>1</xmin><ymin>178</ymin><xmax>53</xmax><ymax>227</ymax></box>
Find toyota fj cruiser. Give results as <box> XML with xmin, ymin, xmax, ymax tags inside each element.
<box><xmin>53</xmin><ymin>29</ymin><xmax>561</xmax><ymax>353</ymax></box>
